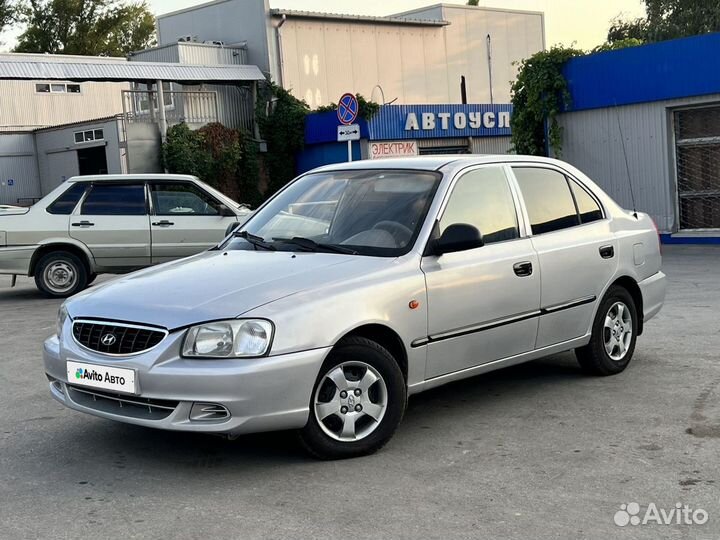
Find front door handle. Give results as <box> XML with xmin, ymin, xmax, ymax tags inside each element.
<box><xmin>152</xmin><ymin>220</ymin><xmax>175</xmax><ymax>227</ymax></box>
<box><xmin>599</xmin><ymin>245</ymin><xmax>615</xmax><ymax>259</ymax></box>
<box><xmin>71</xmin><ymin>221</ymin><xmax>94</xmax><ymax>227</ymax></box>
<box><xmin>513</xmin><ymin>261</ymin><xmax>533</xmax><ymax>277</ymax></box>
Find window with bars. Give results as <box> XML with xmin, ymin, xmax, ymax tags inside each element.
<box><xmin>674</xmin><ymin>106</ymin><xmax>720</xmax><ymax>229</ymax></box>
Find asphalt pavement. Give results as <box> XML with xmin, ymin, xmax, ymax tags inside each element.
<box><xmin>1</xmin><ymin>245</ymin><xmax>719</xmax><ymax>539</ymax></box>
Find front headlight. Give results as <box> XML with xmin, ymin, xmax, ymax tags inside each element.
<box><xmin>182</xmin><ymin>319</ymin><xmax>274</xmax><ymax>358</ymax></box>
<box><xmin>57</xmin><ymin>304</ymin><xmax>69</xmax><ymax>339</ymax></box>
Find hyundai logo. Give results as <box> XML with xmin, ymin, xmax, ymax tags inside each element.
<box><xmin>100</xmin><ymin>333</ymin><xmax>117</xmax><ymax>346</ymax></box>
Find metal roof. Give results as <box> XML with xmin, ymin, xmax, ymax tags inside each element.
<box><xmin>269</xmin><ymin>8</ymin><xmax>448</xmax><ymax>26</ymax></box>
<box><xmin>0</xmin><ymin>58</ymin><xmax>265</xmax><ymax>83</ymax></box>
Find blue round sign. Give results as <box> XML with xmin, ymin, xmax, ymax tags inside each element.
<box><xmin>337</xmin><ymin>93</ymin><xmax>359</xmax><ymax>125</ymax></box>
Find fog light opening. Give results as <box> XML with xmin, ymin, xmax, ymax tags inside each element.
<box><xmin>189</xmin><ymin>403</ymin><xmax>230</xmax><ymax>422</ymax></box>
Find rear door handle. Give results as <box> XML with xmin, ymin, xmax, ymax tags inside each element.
<box><xmin>599</xmin><ymin>245</ymin><xmax>615</xmax><ymax>259</ymax></box>
<box><xmin>152</xmin><ymin>220</ymin><xmax>175</xmax><ymax>227</ymax></box>
<box><xmin>513</xmin><ymin>261</ymin><xmax>533</xmax><ymax>277</ymax></box>
<box><xmin>71</xmin><ymin>221</ymin><xmax>94</xmax><ymax>227</ymax></box>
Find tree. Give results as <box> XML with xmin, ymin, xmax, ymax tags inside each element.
<box><xmin>608</xmin><ymin>0</ymin><xmax>720</xmax><ymax>44</ymax></box>
<box><xmin>0</xmin><ymin>0</ymin><xmax>15</xmax><ymax>31</ymax></box>
<box><xmin>466</xmin><ymin>0</ymin><xmax>479</xmax><ymax>5</ymax></box>
<box><xmin>15</xmin><ymin>0</ymin><xmax>156</xmax><ymax>56</ymax></box>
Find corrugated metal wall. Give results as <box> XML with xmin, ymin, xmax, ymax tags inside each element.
<box><xmin>558</xmin><ymin>93</ymin><xmax>720</xmax><ymax>233</ymax></box>
<box><xmin>0</xmin><ymin>80</ymin><xmax>128</xmax><ymax>131</ymax></box>
<box><xmin>0</xmin><ymin>133</ymin><xmax>40</xmax><ymax>205</ymax></box>
<box><xmin>178</xmin><ymin>43</ymin><xmax>248</xmax><ymax>65</ymax></box>
<box><xmin>470</xmin><ymin>136</ymin><xmax>512</xmax><ymax>154</ymax></box>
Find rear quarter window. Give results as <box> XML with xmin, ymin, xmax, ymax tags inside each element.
<box><xmin>47</xmin><ymin>183</ymin><xmax>88</xmax><ymax>215</ymax></box>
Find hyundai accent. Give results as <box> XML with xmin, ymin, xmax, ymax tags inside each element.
<box><xmin>44</xmin><ymin>156</ymin><xmax>666</xmax><ymax>459</ymax></box>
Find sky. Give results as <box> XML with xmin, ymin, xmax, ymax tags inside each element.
<box><xmin>0</xmin><ymin>0</ymin><xmax>646</xmax><ymax>52</ymax></box>
<box><xmin>149</xmin><ymin>0</ymin><xmax>646</xmax><ymax>50</ymax></box>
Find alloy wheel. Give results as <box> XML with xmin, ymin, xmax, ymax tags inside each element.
<box><xmin>313</xmin><ymin>361</ymin><xmax>388</xmax><ymax>442</ymax></box>
<box><xmin>603</xmin><ymin>301</ymin><xmax>632</xmax><ymax>361</ymax></box>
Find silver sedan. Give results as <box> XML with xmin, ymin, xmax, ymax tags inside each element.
<box><xmin>44</xmin><ymin>156</ymin><xmax>666</xmax><ymax>459</ymax></box>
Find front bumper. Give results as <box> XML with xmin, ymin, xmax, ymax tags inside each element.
<box><xmin>44</xmin><ymin>330</ymin><xmax>330</xmax><ymax>436</ymax></box>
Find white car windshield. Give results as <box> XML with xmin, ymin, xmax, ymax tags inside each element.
<box><xmin>227</xmin><ymin>169</ymin><xmax>441</xmax><ymax>256</ymax></box>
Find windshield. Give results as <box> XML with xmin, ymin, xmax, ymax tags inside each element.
<box><xmin>225</xmin><ymin>169</ymin><xmax>441</xmax><ymax>256</ymax></box>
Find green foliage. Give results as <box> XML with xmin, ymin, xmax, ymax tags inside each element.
<box><xmin>608</xmin><ymin>0</ymin><xmax>720</xmax><ymax>44</ymax></box>
<box><xmin>256</xmin><ymin>82</ymin><xmax>309</xmax><ymax>197</ymax></box>
<box><xmin>591</xmin><ymin>38</ymin><xmax>644</xmax><ymax>53</ymax></box>
<box><xmin>14</xmin><ymin>0</ymin><xmax>156</xmax><ymax>56</ymax></box>
<box><xmin>510</xmin><ymin>45</ymin><xmax>583</xmax><ymax>157</ymax></box>
<box><xmin>314</xmin><ymin>93</ymin><xmax>381</xmax><ymax>120</ymax></box>
<box><xmin>163</xmin><ymin>123</ymin><xmax>209</xmax><ymax>180</ymax></box>
<box><xmin>163</xmin><ymin>122</ymin><xmax>261</xmax><ymax>204</ymax></box>
<box><xmin>466</xmin><ymin>0</ymin><xmax>479</xmax><ymax>5</ymax></box>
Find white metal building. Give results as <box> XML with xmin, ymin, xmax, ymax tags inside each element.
<box><xmin>157</xmin><ymin>0</ymin><xmax>545</xmax><ymax>107</ymax></box>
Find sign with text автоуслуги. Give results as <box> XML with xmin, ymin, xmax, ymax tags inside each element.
<box><xmin>366</xmin><ymin>104</ymin><xmax>513</xmax><ymax>140</ymax></box>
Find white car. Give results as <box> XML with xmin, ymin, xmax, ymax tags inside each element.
<box><xmin>0</xmin><ymin>174</ymin><xmax>251</xmax><ymax>297</ymax></box>
<box><xmin>44</xmin><ymin>156</ymin><xmax>665</xmax><ymax>459</ymax></box>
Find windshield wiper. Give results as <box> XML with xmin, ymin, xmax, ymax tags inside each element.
<box><xmin>233</xmin><ymin>230</ymin><xmax>276</xmax><ymax>251</ymax></box>
<box><xmin>273</xmin><ymin>237</ymin><xmax>358</xmax><ymax>255</ymax></box>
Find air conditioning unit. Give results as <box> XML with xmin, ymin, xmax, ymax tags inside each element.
<box><xmin>177</xmin><ymin>35</ymin><xmax>199</xmax><ymax>43</ymax></box>
<box><xmin>204</xmin><ymin>40</ymin><xmax>225</xmax><ymax>47</ymax></box>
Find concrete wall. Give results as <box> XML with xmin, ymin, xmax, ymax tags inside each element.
<box><xmin>0</xmin><ymin>133</ymin><xmax>41</xmax><ymax>205</ymax></box>
<box><xmin>557</xmin><ymin>93</ymin><xmax>720</xmax><ymax>233</ymax></box>
<box><xmin>156</xmin><ymin>0</ymin><xmax>272</xmax><ymax>76</ymax></box>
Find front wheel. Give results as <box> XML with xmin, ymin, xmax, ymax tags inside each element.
<box><xmin>299</xmin><ymin>337</ymin><xmax>406</xmax><ymax>459</ymax></box>
<box><xmin>575</xmin><ymin>285</ymin><xmax>638</xmax><ymax>376</ymax></box>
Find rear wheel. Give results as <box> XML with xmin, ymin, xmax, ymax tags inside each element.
<box><xmin>575</xmin><ymin>285</ymin><xmax>638</xmax><ymax>376</ymax></box>
<box><xmin>299</xmin><ymin>337</ymin><xmax>406</xmax><ymax>459</ymax></box>
<box><xmin>34</xmin><ymin>251</ymin><xmax>88</xmax><ymax>298</ymax></box>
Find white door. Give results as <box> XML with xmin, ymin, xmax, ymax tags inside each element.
<box><xmin>511</xmin><ymin>166</ymin><xmax>618</xmax><ymax>348</ymax></box>
<box><xmin>149</xmin><ymin>181</ymin><xmax>237</xmax><ymax>264</ymax></box>
<box><xmin>69</xmin><ymin>182</ymin><xmax>151</xmax><ymax>270</ymax></box>
<box><xmin>421</xmin><ymin>165</ymin><xmax>541</xmax><ymax>379</ymax></box>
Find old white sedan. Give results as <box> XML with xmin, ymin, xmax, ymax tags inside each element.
<box><xmin>44</xmin><ymin>156</ymin><xmax>665</xmax><ymax>459</ymax></box>
<box><xmin>0</xmin><ymin>174</ymin><xmax>251</xmax><ymax>297</ymax></box>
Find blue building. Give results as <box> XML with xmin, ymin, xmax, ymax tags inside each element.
<box><xmin>558</xmin><ymin>32</ymin><xmax>720</xmax><ymax>241</ymax></box>
<box><xmin>299</xmin><ymin>103</ymin><xmax>513</xmax><ymax>173</ymax></box>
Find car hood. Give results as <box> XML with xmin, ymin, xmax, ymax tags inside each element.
<box><xmin>66</xmin><ymin>250</ymin><xmax>392</xmax><ymax>330</ymax></box>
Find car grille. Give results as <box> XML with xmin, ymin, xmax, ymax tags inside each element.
<box><xmin>66</xmin><ymin>385</ymin><xmax>178</xmax><ymax>420</ymax></box>
<box><xmin>72</xmin><ymin>320</ymin><xmax>167</xmax><ymax>355</ymax></box>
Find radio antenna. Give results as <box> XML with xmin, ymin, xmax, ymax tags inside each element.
<box><xmin>614</xmin><ymin>101</ymin><xmax>638</xmax><ymax>218</ymax></box>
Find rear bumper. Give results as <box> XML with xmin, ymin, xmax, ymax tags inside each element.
<box><xmin>0</xmin><ymin>245</ymin><xmax>35</xmax><ymax>275</ymax></box>
<box><xmin>639</xmin><ymin>271</ymin><xmax>666</xmax><ymax>323</ymax></box>
<box><xmin>44</xmin><ymin>333</ymin><xmax>330</xmax><ymax>436</ymax></box>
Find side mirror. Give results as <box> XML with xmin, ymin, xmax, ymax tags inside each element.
<box><xmin>224</xmin><ymin>221</ymin><xmax>241</xmax><ymax>237</ymax></box>
<box><xmin>218</xmin><ymin>204</ymin><xmax>236</xmax><ymax>217</ymax></box>
<box><xmin>434</xmin><ymin>223</ymin><xmax>483</xmax><ymax>255</ymax></box>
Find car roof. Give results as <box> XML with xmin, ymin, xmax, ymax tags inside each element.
<box><xmin>309</xmin><ymin>155</ymin><xmax>565</xmax><ymax>173</ymax></box>
<box><xmin>67</xmin><ymin>174</ymin><xmax>199</xmax><ymax>182</ymax></box>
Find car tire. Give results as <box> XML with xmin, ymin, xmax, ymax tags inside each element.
<box><xmin>299</xmin><ymin>336</ymin><xmax>406</xmax><ymax>460</ymax></box>
<box><xmin>87</xmin><ymin>272</ymin><xmax>98</xmax><ymax>286</ymax></box>
<box><xmin>575</xmin><ymin>285</ymin><xmax>638</xmax><ymax>376</ymax></box>
<box><xmin>35</xmin><ymin>251</ymin><xmax>88</xmax><ymax>298</ymax></box>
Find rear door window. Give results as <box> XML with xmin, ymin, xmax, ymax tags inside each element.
<box><xmin>513</xmin><ymin>167</ymin><xmax>580</xmax><ymax>235</ymax></box>
<box><xmin>81</xmin><ymin>184</ymin><xmax>147</xmax><ymax>216</ymax></box>
<box><xmin>47</xmin><ymin>183</ymin><xmax>87</xmax><ymax>215</ymax></box>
